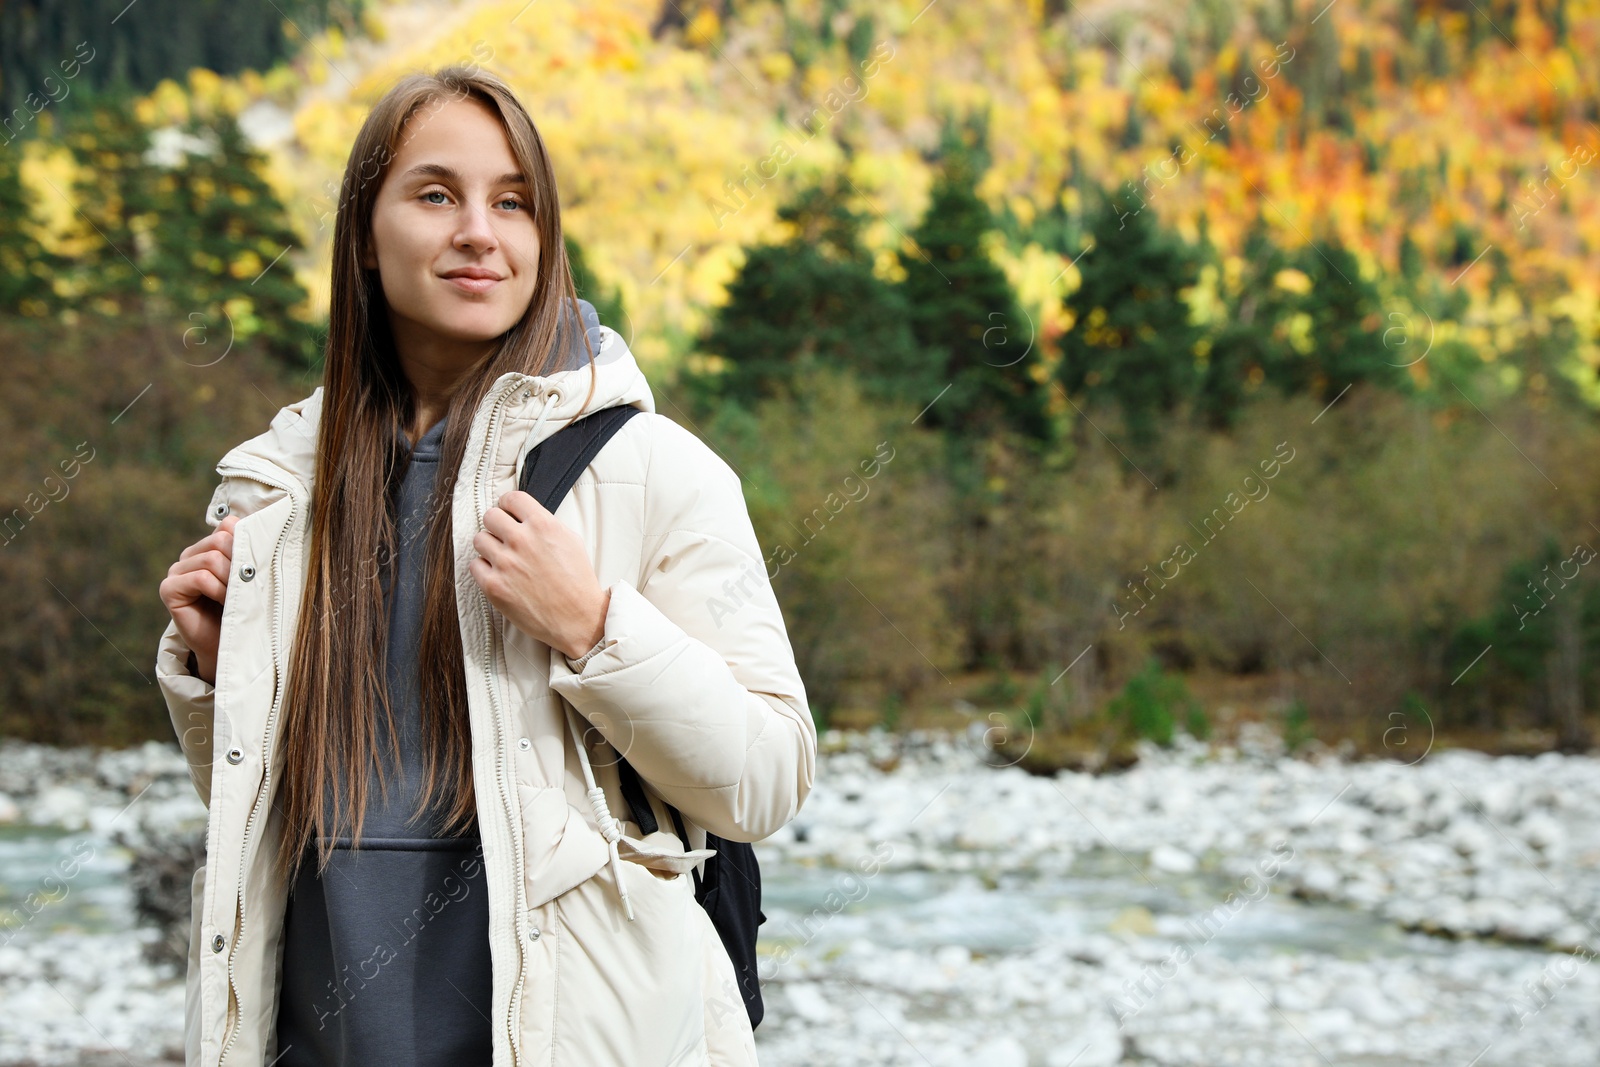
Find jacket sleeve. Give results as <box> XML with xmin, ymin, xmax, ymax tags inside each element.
<box><xmin>548</xmin><ymin>416</ymin><xmax>816</xmax><ymax>843</ymax></box>
<box><xmin>158</xmin><ymin>615</ymin><xmax>218</xmax><ymax>809</ymax></box>
<box><xmin>156</xmin><ymin>478</ymin><xmax>233</xmax><ymax>811</ymax></box>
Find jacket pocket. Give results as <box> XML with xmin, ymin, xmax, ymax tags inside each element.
<box><xmin>514</xmin><ymin>746</ymin><xmax>610</xmax><ymax>910</ymax></box>
<box><xmin>548</xmin><ymin>853</ymin><xmax>706</xmax><ymax>1066</ymax></box>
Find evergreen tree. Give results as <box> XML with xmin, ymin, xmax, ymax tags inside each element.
<box><xmin>696</xmin><ymin>174</ymin><xmax>922</xmax><ymax>412</ymax></box>
<box><xmin>1</xmin><ymin>0</ymin><xmax>364</xmax><ymax>121</ymax></box>
<box><xmin>898</xmin><ymin>132</ymin><xmax>1054</xmax><ymax>448</ymax></box>
<box><xmin>64</xmin><ymin>99</ymin><xmax>312</xmax><ymax>365</ymax></box>
<box><xmin>1195</xmin><ymin>213</ymin><xmax>1296</xmax><ymax>429</ymax></box>
<box><xmin>0</xmin><ymin>147</ymin><xmax>61</xmax><ymax>315</ymax></box>
<box><xmin>1058</xmin><ymin>186</ymin><xmax>1202</xmax><ymax>446</ymax></box>
<box><xmin>1265</xmin><ymin>235</ymin><xmax>1405</xmax><ymax>402</ymax></box>
<box><xmin>144</xmin><ymin>110</ymin><xmax>312</xmax><ymax>367</ymax></box>
<box><xmin>63</xmin><ymin>93</ymin><xmax>166</xmax><ymax>307</ymax></box>
<box><xmin>1450</xmin><ymin>539</ymin><xmax>1600</xmax><ymax>752</ymax></box>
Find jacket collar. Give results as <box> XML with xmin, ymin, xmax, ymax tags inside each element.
<box><xmin>214</xmin><ymin>323</ymin><xmax>656</xmax><ymax>494</ymax></box>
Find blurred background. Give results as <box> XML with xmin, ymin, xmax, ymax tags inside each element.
<box><xmin>1</xmin><ymin>0</ymin><xmax>1598</xmax><ymax>1064</ymax></box>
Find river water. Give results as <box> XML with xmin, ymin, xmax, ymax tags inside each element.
<box><xmin>2</xmin><ymin>732</ymin><xmax>1597</xmax><ymax>1066</ymax></box>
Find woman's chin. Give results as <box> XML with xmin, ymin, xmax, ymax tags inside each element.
<box><xmin>430</xmin><ymin>315</ymin><xmax>524</xmax><ymax>345</ymax></box>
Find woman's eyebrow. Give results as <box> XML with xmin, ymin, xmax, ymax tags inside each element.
<box><xmin>402</xmin><ymin>162</ymin><xmax>528</xmax><ymax>186</ymax></box>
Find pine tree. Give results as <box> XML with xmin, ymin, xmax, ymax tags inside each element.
<box><xmin>0</xmin><ymin>148</ymin><xmax>61</xmax><ymax>315</ymax></box>
<box><xmin>144</xmin><ymin>109</ymin><xmax>312</xmax><ymax>367</ymax></box>
<box><xmin>898</xmin><ymin>133</ymin><xmax>1054</xmax><ymax>448</ymax></box>
<box><xmin>1058</xmin><ymin>186</ymin><xmax>1202</xmax><ymax>446</ymax></box>
<box><xmin>63</xmin><ymin>93</ymin><xmax>166</xmax><ymax>308</ymax></box>
<box><xmin>697</xmin><ymin>174</ymin><xmax>922</xmax><ymax>412</ymax></box>
<box><xmin>1266</xmin><ymin>236</ymin><xmax>1404</xmax><ymax>402</ymax></box>
<box><xmin>1195</xmin><ymin>213</ymin><xmax>1296</xmax><ymax>429</ymax></box>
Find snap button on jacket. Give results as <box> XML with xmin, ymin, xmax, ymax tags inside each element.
<box><xmin>155</xmin><ymin>326</ymin><xmax>817</xmax><ymax>1067</ymax></box>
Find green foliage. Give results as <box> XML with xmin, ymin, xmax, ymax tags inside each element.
<box><xmin>0</xmin><ymin>148</ymin><xmax>60</xmax><ymax>315</ymax></box>
<box><xmin>1263</xmin><ymin>236</ymin><xmax>1407</xmax><ymax>403</ymax></box>
<box><xmin>898</xmin><ymin>119</ymin><xmax>1055</xmax><ymax>449</ymax></box>
<box><xmin>1282</xmin><ymin>699</ymin><xmax>1314</xmax><ymax>752</ymax></box>
<box><xmin>1021</xmin><ymin>666</ymin><xmax>1071</xmax><ymax>732</ymax></box>
<box><xmin>1059</xmin><ymin>187</ymin><xmax>1203</xmax><ymax>446</ymax></box>
<box><xmin>973</xmin><ymin>670</ymin><xmax>1022</xmax><ymax>707</ymax></box>
<box><xmin>694</xmin><ymin>174</ymin><xmax>924</xmax><ymax>413</ymax></box>
<box><xmin>878</xmin><ymin>690</ymin><xmax>903</xmax><ymax>731</ymax></box>
<box><xmin>1446</xmin><ymin>536</ymin><xmax>1600</xmax><ymax>748</ymax></box>
<box><xmin>0</xmin><ymin>0</ymin><xmax>367</xmax><ymax>123</ymax></box>
<box><xmin>1105</xmin><ymin>658</ymin><xmax>1203</xmax><ymax>747</ymax></box>
<box><xmin>61</xmin><ymin>95</ymin><xmax>167</xmax><ymax>303</ymax></box>
<box><xmin>62</xmin><ymin>100</ymin><xmax>313</xmax><ymax>367</ymax></box>
<box><xmin>565</xmin><ymin>234</ymin><xmax>626</xmax><ymax>340</ymax></box>
<box><xmin>149</xmin><ymin>112</ymin><xmax>314</xmax><ymax>367</ymax></box>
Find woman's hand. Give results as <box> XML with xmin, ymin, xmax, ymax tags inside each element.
<box><xmin>471</xmin><ymin>490</ymin><xmax>609</xmax><ymax>660</ymax></box>
<box><xmin>158</xmin><ymin>514</ymin><xmax>240</xmax><ymax>686</ymax></box>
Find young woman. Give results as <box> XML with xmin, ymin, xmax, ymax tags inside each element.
<box><xmin>156</xmin><ymin>65</ymin><xmax>815</xmax><ymax>1067</ymax></box>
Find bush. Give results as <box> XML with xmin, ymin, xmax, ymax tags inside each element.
<box><xmin>1105</xmin><ymin>658</ymin><xmax>1203</xmax><ymax>747</ymax></box>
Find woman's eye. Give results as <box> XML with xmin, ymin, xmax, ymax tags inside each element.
<box><xmin>422</xmin><ymin>190</ymin><xmax>449</xmax><ymax>205</ymax></box>
<box><xmin>496</xmin><ymin>197</ymin><xmax>523</xmax><ymax>211</ymax></box>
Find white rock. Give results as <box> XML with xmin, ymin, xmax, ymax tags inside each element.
<box><xmin>1148</xmin><ymin>845</ymin><xmax>1197</xmax><ymax>874</ymax></box>
<box><xmin>970</xmin><ymin>1035</ymin><xmax>1028</xmax><ymax>1067</ymax></box>
<box><xmin>1048</xmin><ymin>1012</ymin><xmax>1124</xmax><ymax>1065</ymax></box>
<box><xmin>27</xmin><ymin>786</ymin><xmax>91</xmax><ymax>829</ymax></box>
<box><xmin>783</xmin><ymin>981</ymin><xmax>837</xmax><ymax>1025</ymax></box>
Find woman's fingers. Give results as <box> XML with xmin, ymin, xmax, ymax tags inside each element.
<box><xmin>178</xmin><ymin>515</ymin><xmax>238</xmax><ymax>563</ymax></box>
<box><xmin>161</xmin><ymin>554</ymin><xmax>230</xmax><ymax>610</ymax></box>
<box><xmin>170</xmin><ymin>547</ymin><xmax>232</xmax><ymax>588</ymax></box>
<box><xmin>495</xmin><ymin>490</ymin><xmax>546</xmax><ymax>522</ymax></box>
<box><xmin>481</xmin><ymin>502</ymin><xmax>529</xmax><ymax>542</ymax></box>
<box><xmin>472</xmin><ymin>527</ymin><xmax>504</xmax><ymax>567</ymax></box>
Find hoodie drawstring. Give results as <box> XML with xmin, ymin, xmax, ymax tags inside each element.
<box><xmin>563</xmin><ymin>701</ymin><xmax>636</xmax><ymax>922</ymax></box>
<box><xmin>512</xmin><ymin>387</ymin><xmax>563</xmax><ymax>491</ymax></box>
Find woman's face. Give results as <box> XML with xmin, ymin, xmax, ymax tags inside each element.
<box><xmin>362</xmin><ymin>96</ymin><xmax>540</xmax><ymax>359</ymax></box>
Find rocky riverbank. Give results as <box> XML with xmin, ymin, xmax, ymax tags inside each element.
<box><xmin>1</xmin><ymin>729</ymin><xmax>1596</xmax><ymax>1066</ymax></box>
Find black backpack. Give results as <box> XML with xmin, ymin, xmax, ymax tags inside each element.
<box><xmin>518</xmin><ymin>402</ymin><xmax>768</xmax><ymax>1030</ymax></box>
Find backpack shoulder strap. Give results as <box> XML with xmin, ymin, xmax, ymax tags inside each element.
<box><xmin>517</xmin><ymin>402</ymin><xmax>657</xmax><ymax>829</ymax></box>
<box><xmin>517</xmin><ymin>403</ymin><xmax>643</xmax><ymax>513</ymax></box>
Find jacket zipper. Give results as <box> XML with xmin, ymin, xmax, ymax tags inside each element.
<box><xmin>212</xmin><ymin>379</ymin><xmax>534</xmax><ymax>1065</ymax></box>
<box><xmin>471</xmin><ymin>375</ymin><xmax>536</xmax><ymax>1066</ymax></box>
<box><xmin>214</xmin><ymin>459</ymin><xmax>303</xmax><ymax>1067</ymax></box>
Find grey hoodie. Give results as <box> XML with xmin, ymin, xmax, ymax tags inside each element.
<box><xmin>273</xmin><ymin>299</ymin><xmax>603</xmax><ymax>1067</ymax></box>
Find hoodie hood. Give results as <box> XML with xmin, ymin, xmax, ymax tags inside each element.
<box><xmin>215</xmin><ymin>303</ymin><xmax>655</xmax><ymax>497</ymax></box>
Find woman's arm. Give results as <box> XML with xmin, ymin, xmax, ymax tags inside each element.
<box><xmin>549</xmin><ymin>416</ymin><xmax>817</xmax><ymax>843</ymax></box>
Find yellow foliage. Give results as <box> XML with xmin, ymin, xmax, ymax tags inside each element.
<box><xmin>685</xmin><ymin>7</ymin><xmax>721</xmax><ymax>47</ymax></box>
<box><xmin>1273</xmin><ymin>268</ymin><xmax>1312</xmax><ymax>294</ymax></box>
<box><xmin>760</xmin><ymin>52</ymin><xmax>795</xmax><ymax>84</ymax></box>
<box><xmin>230</xmin><ymin>250</ymin><xmax>264</xmax><ymax>280</ymax></box>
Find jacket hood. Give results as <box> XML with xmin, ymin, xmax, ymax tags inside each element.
<box><xmin>216</xmin><ymin>303</ymin><xmax>655</xmax><ymax>495</ymax></box>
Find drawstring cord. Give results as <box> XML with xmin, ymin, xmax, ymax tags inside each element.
<box><xmin>563</xmin><ymin>701</ymin><xmax>636</xmax><ymax>922</ymax></box>
<box><xmin>512</xmin><ymin>386</ymin><xmax>563</xmax><ymax>491</ymax></box>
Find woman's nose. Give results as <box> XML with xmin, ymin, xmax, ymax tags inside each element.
<box><xmin>454</xmin><ymin>204</ymin><xmax>500</xmax><ymax>252</ymax></box>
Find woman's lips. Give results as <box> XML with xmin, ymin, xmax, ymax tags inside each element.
<box><xmin>443</xmin><ymin>274</ymin><xmax>500</xmax><ymax>294</ymax></box>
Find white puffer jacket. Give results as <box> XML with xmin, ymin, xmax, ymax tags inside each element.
<box><xmin>155</xmin><ymin>325</ymin><xmax>816</xmax><ymax>1067</ymax></box>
